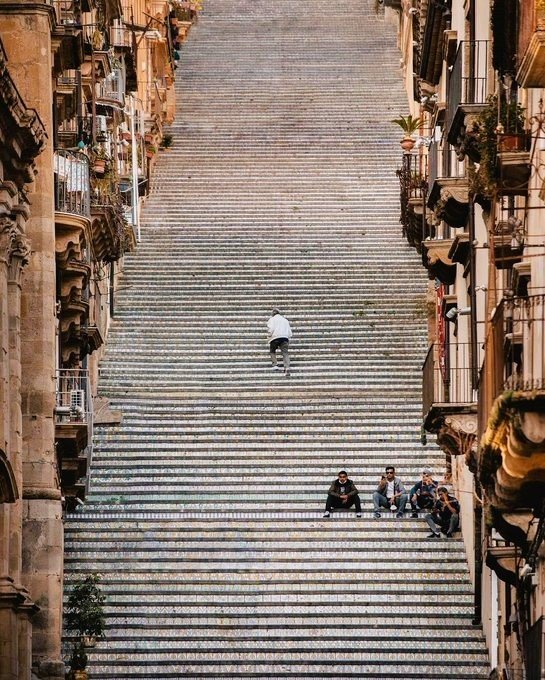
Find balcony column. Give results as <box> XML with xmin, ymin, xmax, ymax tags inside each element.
<box><xmin>0</xmin><ymin>217</ymin><xmax>18</xmax><ymax>680</ymax></box>
<box><xmin>8</xmin><ymin>214</ymin><xmax>36</xmax><ymax>680</ymax></box>
<box><xmin>0</xmin><ymin>4</ymin><xmax>65</xmax><ymax>678</ymax></box>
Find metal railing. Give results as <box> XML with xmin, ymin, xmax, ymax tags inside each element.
<box><xmin>51</xmin><ymin>0</ymin><xmax>81</xmax><ymax>25</ymax></box>
<box><xmin>485</xmin><ymin>294</ymin><xmax>545</xmax><ymax>395</ymax></box>
<box><xmin>447</xmin><ymin>40</ymin><xmax>491</xmax><ymax>137</ymax></box>
<box><xmin>55</xmin><ymin>368</ymin><xmax>92</xmax><ymax>425</ymax></box>
<box><xmin>54</xmin><ymin>149</ymin><xmax>91</xmax><ymax>217</ymax></box>
<box><xmin>423</xmin><ymin>342</ymin><xmax>476</xmax><ymax>417</ymax></box>
<box><xmin>55</xmin><ymin>368</ymin><xmax>94</xmax><ymax>495</ymax></box>
<box><xmin>428</xmin><ymin>142</ymin><xmax>465</xmax><ymax>189</ymax></box>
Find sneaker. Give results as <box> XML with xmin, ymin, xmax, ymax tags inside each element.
<box><xmin>411</xmin><ymin>511</ymin><xmax>419</xmax><ymax>518</ymax></box>
<box><xmin>373</xmin><ymin>511</ymin><xmax>381</xmax><ymax>518</ymax></box>
<box><xmin>323</xmin><ymin>511</ymin><xmax>330</xmax><ymax>518</ymax></box>
<box><xmin>285</xmin><ymin>371</ymin><xmax>291</xmax><ymax>377</ymax></box>
<box><xmin>356</xmin><ymin>512</ymin><xmax>362</xmax><ymax>518</ymax></box>
<box><xmin>396</xmin><ymin>511</ymin><xmax>404</xmax><ymax>518</ymax></box>
<box><xmin>427</xmin><ymin>532</ymin><xmax>440</xmax><ymax>539</ymax></box>
<box><xmin>271</xmin><ymin>365</ymin><xmax>281</xmax><ymax>370</ymax></box>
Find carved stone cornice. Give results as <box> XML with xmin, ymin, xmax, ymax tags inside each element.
<box><xmin>0</xmin><ymin>37</ymin><xmax>47</xmax><ymax>185</ymax></box>
<box><xmin>428</xmin><ymin>178</ymin><xmax>470</xmax><ymax>229</ymax></box>
<box><xmin>422</xmin><ymin>238</ymin><xmax>457</xmax><ymax>285</ymax></box>
<box><xmin>440</xmin><ymin>413</ymin><xmax>478</xmax><ymax>472</ymax></box>
<box><xmin>480</xmin><ymin>391</ymin><xmax>545</xmax><ymax>512</ymax></box>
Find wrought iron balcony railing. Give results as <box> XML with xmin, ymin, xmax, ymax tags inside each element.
<box><xmin>54</xmin><ymin>368</ymin><xmax>92</xmax><ymax>425</ymax></box>
<box><xmin>54</xmin><ymin>149</ymin><xmax>91</xmax><ymax>218</ymax></box>
<box><xmin>483</xmin><ymin>293</ymin><xmax>545</xmax><ymax>396</ymax></box>
<box><xmin>446</xmin><ymin>40</ymin><xmax>491</xmax><ymax>139</ymax></box>
<box><xmin>50</xmin><ymin>0</ymin><xmax>81</xmax><ymax>26</ymax></box>
<box><xmin>423</xmin><ymin>342</ymin><xmax>476</xmax><ymax>420</ymax></box>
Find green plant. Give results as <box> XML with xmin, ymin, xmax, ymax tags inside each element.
<box><xmin>469</xmin><ymin>94</ymin><xmax>526</xmax><ymax>198</ymax></box>
<box><xmin>391</xmin><ymin>114</ymin><xmax>424</xmax><ymax>136</ymax></box>
<box><xmin>161</xmin><ymin>133</ymin><xmax>174</xmax><ymax>148</ymax></box>
<box><xmin>69</xmin><ymin>642</ymin><xmax>88</xmax><ymax>671</ymax></box>
<box><xmin>65</xmin><ymin>573</ymin><xmax>106</xmax><ymax>640</ymax></box>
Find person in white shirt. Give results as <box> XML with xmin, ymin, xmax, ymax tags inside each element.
<box><xmin>267</xmin><ymin>308</ymin><xmax>292</xmax><ymax>376</ymax></box>
<box><xmin>372</xmin><ymin>465</ymin><xmax>408</xmax><ymax>518</ymax></box>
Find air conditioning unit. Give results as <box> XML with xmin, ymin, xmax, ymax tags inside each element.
<box><xmin>70</xmin><ymin>389</ymin><xmax>85</xmax><ymax>419</ymax></box>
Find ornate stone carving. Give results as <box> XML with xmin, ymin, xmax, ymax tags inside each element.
<box><xmin>437</xmin><ymin>414</ymin><xmax>478</xmax><ymax>472</ymax></box>
<box><xmin>480</xmin><ymin>391</ymin><xmax>545</xmax><ymax>511</ymax></box>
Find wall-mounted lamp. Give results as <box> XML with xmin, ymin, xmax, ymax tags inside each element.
<box><xmin>445</xmin><ymin>306</ymin><xmax>471</xmax><ymax>321</ymax></box>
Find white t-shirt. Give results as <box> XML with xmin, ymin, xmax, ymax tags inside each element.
<box><xmin>387</xmin><ymin>480</ymin><xmax>395</xmax><ymax>498</ymax></box>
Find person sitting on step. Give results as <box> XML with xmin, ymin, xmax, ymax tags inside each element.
<box><xmin>267</xmin><ymin>308</ymin><xmax>292</xmax><ymax>377</ymax></box>
<box><xmin>323</xmin><ymin>470</ymin><xmax>362</xmax><ymax>518</ymax></box>
<box><xmin>372</xmin><ymin>465</ymin><xmax>408</xmax><ymax>518</ymax></box>
<box><xmin>409</xmin><ymin>468</ymin><xmax>438</xmax><ymax>518</ymax></box>
<box><xmin>425</xmin><ymin>486</ymin><xmax>460</xmax><ymax>538</ymax></box>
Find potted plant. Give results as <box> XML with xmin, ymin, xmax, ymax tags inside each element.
<box><xmin>65</xmin><ymin>573</ymin><xmax>106</xmax><ymax>649</ymax></box>
<box><xmin>392</xmin><ymin>114</ymin><xmax>424</xmax><ymax>151</ymax></box>
<box><xmin>69</xmin><ymin>642</ymin><xmax>88</xmax><ymax>680</ymax></box>
<box><xmin>469</xmin><ymin>94</ymin><xmax>527</xmax><ymax>198</ymax></box>
<box><xmin>91</xmin><ymin>148</ymin><xmax>110</xmax><ymax>176</ymax></box>
<box><xmin>146</xmin><ymin>145</ymin><xmax>158</xmax><ymax>159</ymax></box>
<box><xmin>161</xmin><ymin>133</ymin><xmax>174</xmax><ymax>149</ymax></box>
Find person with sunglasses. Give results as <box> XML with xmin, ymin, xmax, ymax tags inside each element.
<box><xmin>372</xmin><ymin>465</ymin><xmax>408</xmax><ymax>518</ymax></box>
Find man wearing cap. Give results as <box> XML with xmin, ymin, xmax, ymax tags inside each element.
<box><xmin>267</xmin><ymin>308</ymin><xmax>292</xmax><ymax>376</ymax></box>
<box><xmin>408</xmin><ymin>469</ymin><xmax>438</xmax><ymax>518</ymax></box>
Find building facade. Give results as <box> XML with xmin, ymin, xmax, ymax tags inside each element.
<box><xmin>0</xmin><ymin>0</ymin><xmax>198</xmax><ymax>677</ymax></box>
<box><xmin>388</xmin><ymin>0</ymin><xmax>545</xmax><ymax>676</ymax></box>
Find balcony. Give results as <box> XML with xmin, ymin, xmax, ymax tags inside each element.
<box><xmin>54</xmin><ymin>368</ymin><xmax>93</xmax><ymax>506</ymax></box>
<box><xmin>496</xmin><ymin>133</ymin><xmax>531</xmax><ymax>196</ymax></box>
<box><xmin>479</xmin><ymin>294</ymin><xmax>545</xmax><ymax>515</ymax></box>
<box><xmin>423</xmin><ymin>342</ymin><xmax>478</xmax><ymax>464</ymax></box>
<box><xmin>54</xmin><ymin>150</ymin><xmax>92</xmax><ymax>365</ymax></box>
<box><xmin>446</xmin><ymin>40</ymin><xmax>492</xmax><ymax>161</ymax></box>
<box><xmin>396</xmin><ymin>152</ymin><xmax>427</xmax><ymax>252</ymax></box>
<box><xmin>50</xmin><ymin>0</ymin><xmax>84</xmax><ymax>71</ymax></box>
<box><xmin>54</xmin><ymin>149</ymin><xmax>91</xmax><ymax>218</ymax></box>
<box><xmin>517</xmin><ymin>0</ymin><xmax>545</xmax><ymax>87</ymax></box>
<box><xmin>91</xmin><ymin>171</ymin><xmax>128</xmax><ymax>262</ymax></box>
<box><xmin>427</xmin><ymin>142</ymin><xmax>469</xmax><ymax>229</ymax></box>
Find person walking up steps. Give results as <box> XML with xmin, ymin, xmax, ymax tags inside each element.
<box><xmin>267</xmin><ymin>308</ymin><xmax>292</xmax><ymax>376</ymax></box>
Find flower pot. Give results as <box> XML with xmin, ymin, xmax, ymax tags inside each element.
<box><xmin>73</xmin><ymin>671</ymin><xmax>88</xmax><ymax>680</ymax></box>
<box><xmin>146</xmin><ymin>151</ymin><xmax>154</xmax><ymax>159</ymax></box>
<box><xmin>121</xmin><ymin>131</ymin><xmax>132</xmax><ymax>142</ymax></box>
<box><xmin>497</xmin><ymin>134</ymin><xmax>527</xmax><ymax>152</ymax></box>
<box><xmin>400</xmin><ymin>137</ymin><xmax>415</xmax><ymax>151</ymax></box>
<box><xmin>144</xmin><ymin>133</ymin><xmax>153</xmax><ymax>144</ymax></box>
<box><xmin>93</xmin><ymin>159</ymin><xmax>106</xmax><ymax>174</ymax></box>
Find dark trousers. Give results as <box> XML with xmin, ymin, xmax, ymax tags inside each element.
<box><xmin>410</xmin><ymin>496</ymin><xmax>435</xmax><ymax>512</ymax></box>
<box><xmin>325</xmin><ymin>494</ymin><xmax>362</xmax><ymax>512</ymax></box>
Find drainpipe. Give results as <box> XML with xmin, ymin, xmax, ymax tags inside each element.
<box><xmin>473</xmin><ymin>479</ymin><xmax>483</xmax><ymax>626</ymax></box>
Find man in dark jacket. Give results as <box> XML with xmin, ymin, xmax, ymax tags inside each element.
<box><xmin>426</xmin><ymin>487</ymin><xmax>460</xmax><ymax>538</ymax></box>
<box><xmin>409</xmin><ymin>468</ymin><xmax>438</xmax><ymax>517</ymax></box>
<box><xmin>323</xmin><ymin>471</ymin><xmax>362</xmax><ymax>518</ymax></box>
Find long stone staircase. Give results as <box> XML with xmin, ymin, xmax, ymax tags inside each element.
<box><xmin>64</xmin><ymin>0</ymin><xmax>490</xmax><ymax>677</ymax></box>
